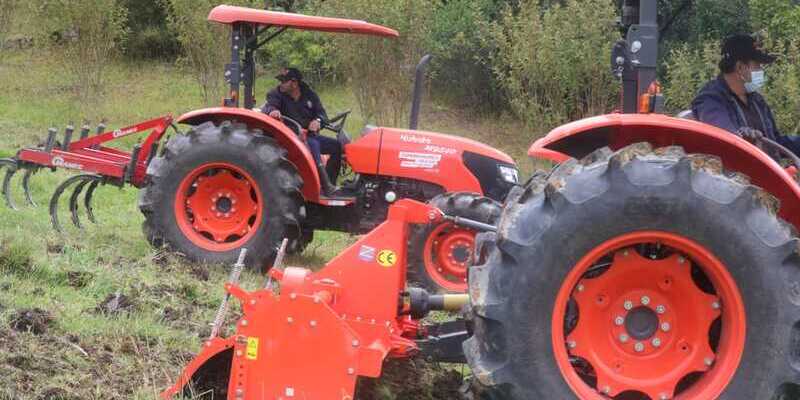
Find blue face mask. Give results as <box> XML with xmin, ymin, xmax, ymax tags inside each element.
<box><xmin>745</xmin><ymin>69</ymin><xmax>766</xmax><ymax>93</ymax></box>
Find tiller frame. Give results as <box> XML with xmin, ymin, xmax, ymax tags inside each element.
<box><xmin>0</xmin><ymin>115</ymin><xmax>174</xmax><ymax>231</ymax></box>
<box><xmin>162</xmin><ymin>199</ymin><xmax>487</xmax><ymax>400</ymax></box>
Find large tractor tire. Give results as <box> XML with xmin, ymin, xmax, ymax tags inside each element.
<box><xmin>139</xmin><ymin>121</ymin><xmax>303</xmax><ymax>269</ymax></box>
<box><xmin>465</xmin><ymin>143</ymin><xmax>800</xmax><ymax>399</ymax></box>
<box><xmin>408</xmin><ymin>192</ymin><xmax>502</xmax><ymax>293</ymax></box>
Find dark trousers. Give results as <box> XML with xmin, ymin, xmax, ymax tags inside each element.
<box><xmin>307</xmin><ymin>133</ymin><xmax>342</xmax><ymax>183</ymax></box>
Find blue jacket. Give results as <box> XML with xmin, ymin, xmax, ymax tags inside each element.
<box><xmin>692</xmin><ymin>76</ymin><xmax>800</xmax><ymax>156</ymax></box>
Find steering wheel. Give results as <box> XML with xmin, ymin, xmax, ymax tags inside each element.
<box><xmin>322</xmin><ymin>110</ymin><xmax>351</xmax><ymax>133</ymax></box>
<box><xmin>280</xmin><ymin>115</ymin><xmax>304</xmax><ymax>138</ymax></box>
<box><xmin>756</xmin><ymin>136</ymin><xmax>800</xmax><ymax>171</ymax></box>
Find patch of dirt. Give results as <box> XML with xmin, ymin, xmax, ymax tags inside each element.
<box><xmin>45</xmin><ymin>242</ymin><xmax>64</xmax><ymax>254</ymax></box>
<box><xmin>8</xmin><ymin>308</ymin><xmax>53</xmax><ymax>335</ymax></box>
<box><xmin>189</xmin><ymin>264</ymin><xmax>210</xmax><ymax>281</ymax></box>
<box><xmin>65</xmin><ymin>271</ymin><xmax>93</xmax><ymax>288</ymax></box>
<box><xmin>355</xmin><ymin>358</ymin><xmax>464</xmax><ymax>400</ymax></box>
<box><xmin>95</xmin><ymin>292</ymin><xmax>136</xmax><ymax>315</ymax></box>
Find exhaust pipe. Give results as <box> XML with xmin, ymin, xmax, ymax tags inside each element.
<box><xmin>409</xmin><ymin>54</ymin><xmax>432</xmax><ymax>130</ymax></box>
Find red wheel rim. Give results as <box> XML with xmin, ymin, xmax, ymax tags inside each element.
<box><xmin>552</xmin><ymin>231</ymin><xmax>745</xmax><ymax>400</ymax></box>
<box><xmin>174</xmin><ymin>163</ymin><xmax>263</xmax><ymax>252</ymax></box>
<box><xmin>423</xmin><ymin>222</ymin><xmax>474</xmax><ymax>292</ymax></box>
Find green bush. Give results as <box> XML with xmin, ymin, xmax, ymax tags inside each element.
<box><xmin>32</xmin><ymin>0</ymin><xmax>129</xmax><ymax>96</ymax></box>
<box><xmin>317</xmin><ymin>0</ymin><xmax>434</xmax><ymax>126</ymax></box>
<box><xmin>661</xmin><ymin>41</ymin><xmax>720</xmax><ymax>113</ymax></box>
<box><xmin>258</xmin><ymin>28</ymin><xmax>338</xmax><ymax>84</ymax></box>
<box><xmin>425</xmin><ymin>0</ymin><xmax>502</xmax><ymax>110</ymax></box>
<box><xmin>122</xmin><ymin>0</ymin><xmax>179</xmax><ymax>59</ymax></box>
<box><xmin>488</xmin><ymin>0</ymin><xmax>619</xmax><ymax>133</ymax></box>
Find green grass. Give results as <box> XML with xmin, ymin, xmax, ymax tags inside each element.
<box><xmin>0</xmin><ymin>49</ymin><xmax>535</xmax><ymax>399</ymax></box>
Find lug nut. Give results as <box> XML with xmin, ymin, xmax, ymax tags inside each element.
<box><xmin>619</xmin><ymin>334</ymin><xmax>629</xmax><ymax>343</ymax></box>
<box><xmin>651</xmin><ymin>338</ymin><xmax>661</xmax><ymax>347</ymax></box>
<box><xmin>577</xmin><ymin>284</ymin><xmax>585</xmax><ymax>292</ymax></box>
<box><xmin>660</xmin><ymin>394</ymin><xmax>670</xmax><ymax>400</ymax></box>
<box><xmin>614</xmin><ymin>316</ymin><xmax>624</xmax><ymax>326</ymax></box>
<box><xmin>661</xmin><ymin>322</ymin><xmax>671</xmax><ymax>332</ymax></box>
<box><xmin>634</xmin><ymin>342</ymin><xmax>644</xmax><ymax>352</ymax></box>
<box><xmin>712</xmin><ymin>301</ymin><xmax>720</xmax><ymax>310</ymax></box>
<box><xmin>678</xmin><ymin>256</ymin><xmax>686</xmax><ymax>264</ymax></box>
<box><xmin>656</xmin><ymin>305</ymin><xmax>666</xmax><ymax>314</ymax></box>
<box><xmin>602</xmin><ymin>386</ymin><xmax>611</xmax><ymax>394</ymax></box>
<box><xmin>624</xmin><ymin>300</ymin><xmax>633</xmax><ymax>310</ymax></box>
<box><xmin>641</xmin><ymin>296</ymin><xmax>650</xmax><ymax>305</ymax></box>
<box><xmin>704</xmin><ymin>357</ymin><xmax>714</xmax><ymax>366</ymax></box>
<box><xmin>567</xmin><ymin>340</ymin><xmax>577</xmax><ymax>349</ymax></box>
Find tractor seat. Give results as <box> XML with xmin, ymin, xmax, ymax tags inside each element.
<box><xmin>676</xmin><ymin>109</ymin><xmax>696</xmax><ymax>120</ymax></box>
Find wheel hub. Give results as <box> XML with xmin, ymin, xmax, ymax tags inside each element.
<box><xmin>625</xmin><ymin>306</ymin><xmax>658</xmax><ymax>340</ymax></box>
<box><xmin>566</xmin><ymin>249</ymin><xmax>721</xmax><ymax>399</ymax></box>
<box><xmin>423</xmin><ymin>223</ymin><xmax>476</xmax><ymax>291</ymax></box>
<box><xmin>177</xmin><ymin>166</ymin><xmax>261</xmax><ymax>248</ymax></box>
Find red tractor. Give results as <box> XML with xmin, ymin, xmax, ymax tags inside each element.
<box><xmin>2</xmin><ymin>5</ymin><xmax>516</xmax><ymax>293</ymax></box>
<box><xmin>165</xmin><ymin>1</ymin><xmax>800</xmax><ymax>399</ymax></box>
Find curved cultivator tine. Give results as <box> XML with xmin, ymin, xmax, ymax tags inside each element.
<box><xmin>68</xmin><ymin>179</ymin><xmax>93</xmax><ymax>229</ymax></box>
<box><xmin>49</xmin><ymin>174</ymin><xmax>103</xmax><ymax>232</ymax></box>
<box><xmin>0</xmin><ymin>158</ymin><xmax>19</xmax><ymax>210</ymax></box>
<box><xmin>21</xmin><ymin>168</ymin><xmax>37</xmax><ymax>207</ymax></box>
<box><xmin>83</xmin><ymin>179</ymin><xmax>101</xmax><ymax>224</ymax></box>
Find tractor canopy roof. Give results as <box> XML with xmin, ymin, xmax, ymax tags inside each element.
<box><xmin>208</xmin><ymin>5</ymin><xmax>399</xmax><ymax>38</ymax></box>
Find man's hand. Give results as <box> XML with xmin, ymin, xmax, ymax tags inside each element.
<box><xmin>308</xmin><ymin>118</ymin><xmax>321</xmax><ymax>132</ymax></box>
<box><xmin>737</xmin><ymin>127</ymin><xmax>764</xmax><ymax>142</ymax></box>
<box><xmin>269</xmin><ymin>110</ymin><xmax>282</xmax><ymax>119</ymax></box>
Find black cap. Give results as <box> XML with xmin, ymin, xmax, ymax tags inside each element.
<box><xmin>721</xmin><ymin>34</ymin><xmax>777</xmax><ymax>65</ymax></box>
<box><xmin>275</xmin><ymin>67</ymin><xmax>303</xmax><ymax>82</ymax></box>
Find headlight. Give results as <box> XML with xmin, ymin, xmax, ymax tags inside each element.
<box><xmin>498</xmin><ymin>165</ymin><xmax>519</xmax><ymax>184</ymax></box>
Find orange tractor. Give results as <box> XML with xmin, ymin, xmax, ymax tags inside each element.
<box><xmin>164</xmin><ymin>1</ymin><xmax>800</xmax><ymax>399</ymax></box>
<box><xmin>1</xmin><ymin>5</ymin><xmax>517</xmax><ymax>293</ymax></box>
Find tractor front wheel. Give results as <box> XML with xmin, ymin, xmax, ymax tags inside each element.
<box><xmin>466</xmin><ymin>143</ymin><xmax>800</xmax><ymax>399</ymax></box>
<box><xmin>139</xmin><ymin>121</ymin><xmax>303</xmax><ymax>269</ymax></box>
<box><xmin>407</xmin><ymin>192</ymin><xmax>501</xmax><ymax>293</ymax></box>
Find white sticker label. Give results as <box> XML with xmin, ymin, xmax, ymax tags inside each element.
<box><xmin>423</xmin><ymin>144</ymin><xmax>457</xmax><ymax>155</ymax></box>
<box><xmin>51</xmin><ymin>156</ymin><xmax>84</xmax><ymax>170</ymax></box>
<box><xmin>399</xmin><ymin>152</ymin><xmax>441</xmax><ymax>169</ymax></box>
<box><xmin>359</xmin><ymin>245</ymin><xmax>376</xmax><ymax>262</ymax></box>
<box><xmin>112</xmin><ymin>127</ymin><xmax>136</xmax><ymax>138</ymax></box>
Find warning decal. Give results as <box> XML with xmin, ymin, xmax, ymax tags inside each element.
<box><xmin>377</xmin><ymin>250</ymin><xmax>397</xmax><ymax>267</ymax></box>
<box><xmin>399</xmin><ymin>152</ymin><xmax>441</xmax><ymax>169</ymax></box>
<box><xmin>246</xmin><ymin>337</ymin><xmax>259</xmax><ymax>360</ymax></box>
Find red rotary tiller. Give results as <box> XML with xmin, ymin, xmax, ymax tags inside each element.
<box><xmin>0</xmin><ymin>116</ymin><xmax>174</xmax><ymax>231</ymax></box>
<box><xmin>161</xmin><ymin>198</ymin><xmax>492</xmax><ymax>399</ymax></box>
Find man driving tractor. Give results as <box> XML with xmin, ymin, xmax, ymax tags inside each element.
<box><xmin>262</xmin><ymin>67</ymin><xmax>342</xmax><ymax>195</ymax></box>
<box><xmin>692</xmin><ymin>34</ymin><xmax>800</xmax><ymax>158</ymax></box>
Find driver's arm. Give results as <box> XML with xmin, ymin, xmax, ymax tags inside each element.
<box><xmin>310</xmin><ymin>91</ymin><xmax>328</xmax><ymax>124</ymax></box>
<box><xmin>262</xmin><ymin>89</ymin><xmax>283</xmax><ymax>117</ymax></box>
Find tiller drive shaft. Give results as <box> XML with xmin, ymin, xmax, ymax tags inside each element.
<box><xmin>0</xmin><ymin>116</ymin><xmax>173</xmax><ymax>231</ymax></box>
<box><xmin>162</xmin><ymin>199</ymin><xmax>485</xmax><ymax>400</ymax></box>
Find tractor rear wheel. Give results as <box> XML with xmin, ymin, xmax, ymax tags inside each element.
<box><xmin>465</xmin><ymin>143</ymin><xmax>800</xmax><ymax>399</ymax></box>
<box><xmin>139</xmin><ymin>121</ymin><xmax>303</xmax><ymax>269</ymax></box>
<box><xmin>408</xmin><ymin>192</ymin><xmax>501</xmax><ymax>293</ymax></box>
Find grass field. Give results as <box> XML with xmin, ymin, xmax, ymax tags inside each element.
<box><xmin>0</xmin><ymin>49</ymin><xmax>536</xmax><ymax>399</ymax></box>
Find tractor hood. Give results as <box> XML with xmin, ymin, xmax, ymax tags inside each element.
<box><xmin>347</xmin><ymin>127</ymin><xmax>517</xmax><ymax>201</ymax></box>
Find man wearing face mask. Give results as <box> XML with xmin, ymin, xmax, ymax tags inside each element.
<box><xmin>692</xmin><ymin>34</ymin><xmax>800</xmax><ymax>157</ymax></box>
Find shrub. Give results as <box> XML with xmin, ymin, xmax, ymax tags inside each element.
<box><xmin>317</xmin><ymin>0</ymin><xmax>434</xmax><ymax>126</ymax></box>
<box><xmin>163</xmin><ymin>0</ymin><xmax>261</xmax><ymax>104</ymax></box>
<box><xmin>661</xmin><ymin>41</ymin><xmax>720</xmax><ymax>113</ymax></box>
<box><xmin>488</xmin><ymin>0</ymin><xmax>619</xmax><ymax>133</ymax></box>
<box><xmin>33</xmin><ymin>0</ymin><xmax>129</xmax><ymax>96</ymax></box>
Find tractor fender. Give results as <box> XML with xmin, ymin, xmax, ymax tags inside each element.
<box><xmin>177</xmin><ymin>107</ymin><xmax>321</xmax><ymax>201</ymax></box>
<box><xmin>529</xmin><ymin>113</ymin><xmax>800</xmax><ymax>229</ymax></box>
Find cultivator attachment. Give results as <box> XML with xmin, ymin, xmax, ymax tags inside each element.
<box><xmin>3</xmin><ymin>116</ymin><xmax>173</xmax><ymax>231</ymax></box>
